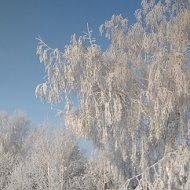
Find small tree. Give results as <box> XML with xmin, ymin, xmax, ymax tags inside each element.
<box><xmin>0</xmin><ymin>112</ymin><xmax>31</xmax><ymax>189</ymax></box>
<box><xmin>7</xmin><ymin>126</ymin><xmax>88</xmax><ymax>190</ymax></box>
<box><xmin>36</xmin><ymin>0</ymin><xmax>190</xmax><ymax>189</ymax></box>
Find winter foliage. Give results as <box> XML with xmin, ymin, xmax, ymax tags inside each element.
<box><xmin>35</xmin><ymin>0</ymin><xmax>190</xmax><ymax>189</ymax></box>
<box><xmin>0</xmin><ymin>112</ymin><xmax>106</xmax><ymax>190</ymax></box>
<box><xmin>1</xmin><ymin>0</ymin><xmax>190</xmax><ymax>189</ymax></box>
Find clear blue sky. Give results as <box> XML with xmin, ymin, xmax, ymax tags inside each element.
<box><xmin>0</xmin><ymin>0</ymin><xmax>141</xmax><ymax>124</ymax></box>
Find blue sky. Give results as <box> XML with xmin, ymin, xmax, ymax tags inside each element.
<box><xmin>0</xmin><ymin>0</ymin><xmax>141</xmax><ymax>125</ymax></box>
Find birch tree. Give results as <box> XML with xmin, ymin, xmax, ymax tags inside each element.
<box><xmin>36</xmin><ymin>0</ymin><xmax>190</xmax><ymax>189</ymax></box>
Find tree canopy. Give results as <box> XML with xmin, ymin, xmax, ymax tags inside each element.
<box><xmin>35</xmin><ymin>0</ymin><xmax>190</xmax><ymax>189</ymax></box>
